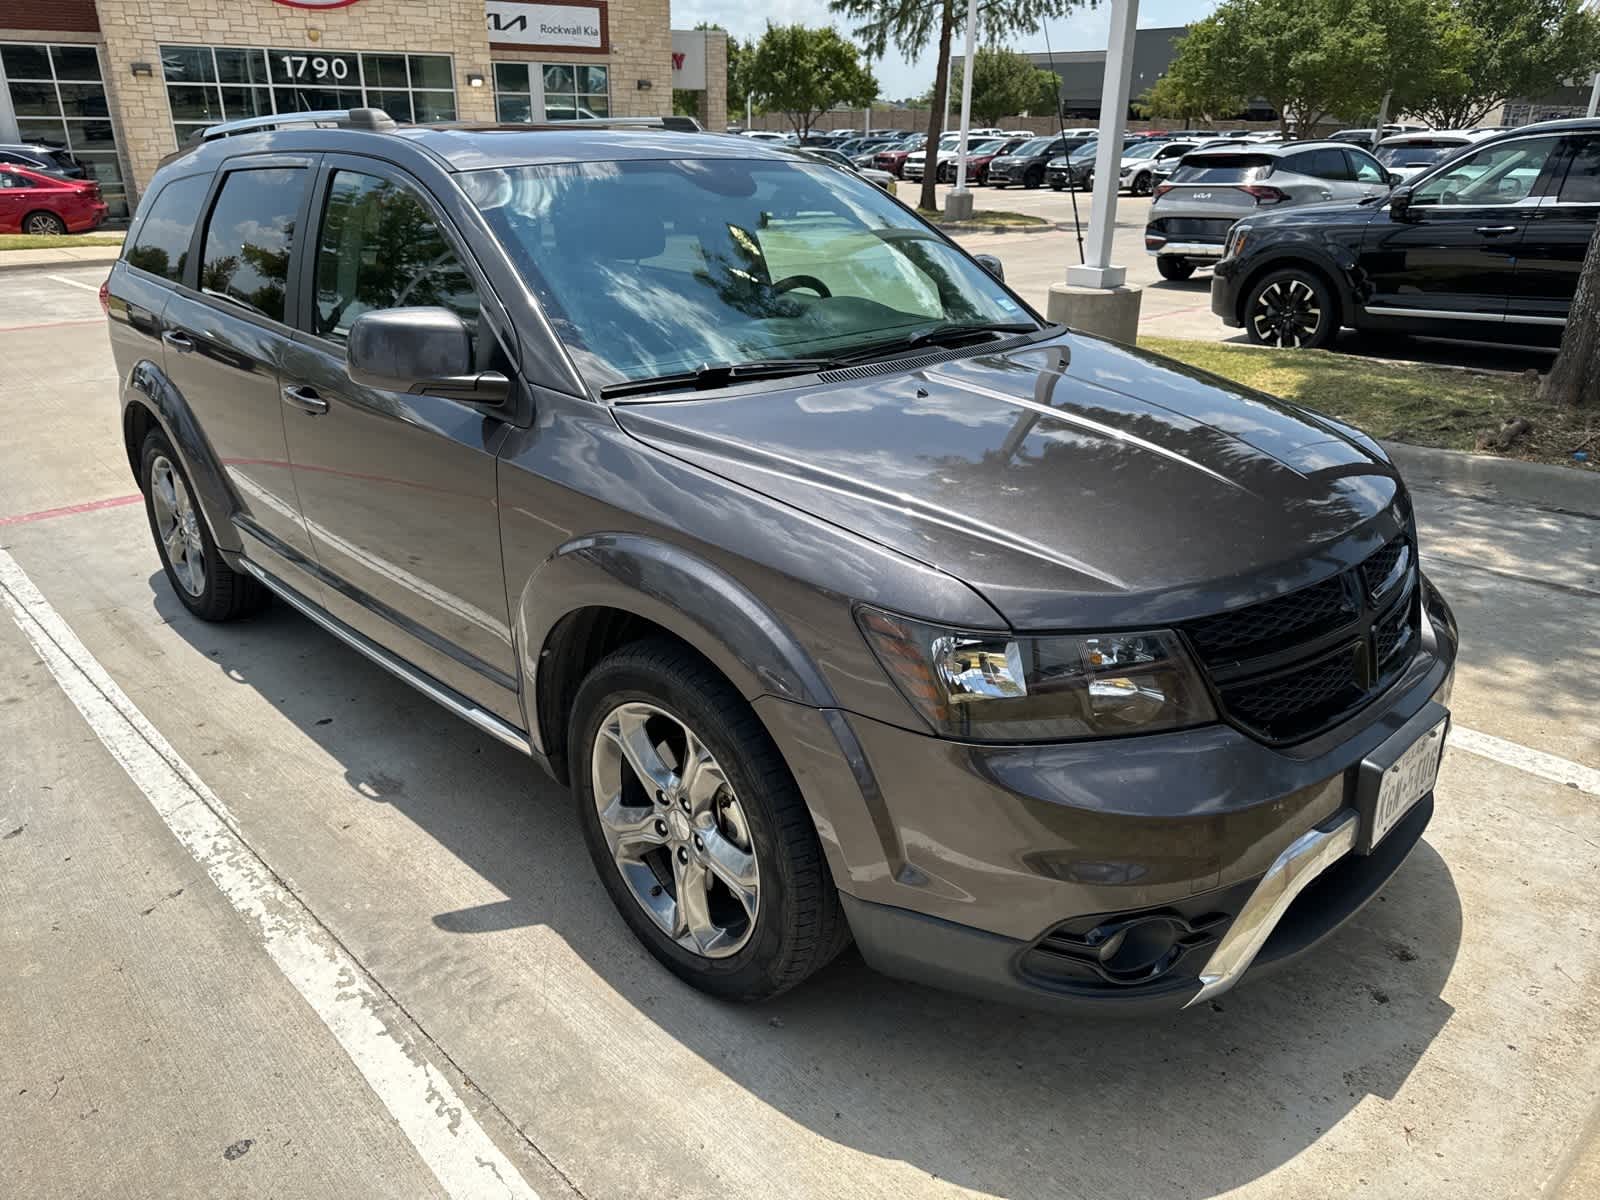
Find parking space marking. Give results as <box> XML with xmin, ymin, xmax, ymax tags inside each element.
<box><xmin>0</xmin><ymin>317</ymin><xmax>105</xmax><ymax>334</ymax></box>
<box><xmin>0</xmin><ymin>493</ymin><xmax>141</xmax><ymax>528</ymax></box>
<box><xmin>1451</xmin><ymin>727</ymin><xmax>1600</xmax><ymax>797</ymax></box>
<box><xmin>46</xmin><ymin>273</ymin><xmax>103</xmax><ymax>293</ymax></box>
<box><xmin>0</xmin><ymin>547</ymin><xmax>541</xmax><ymax>1200</ymax></box>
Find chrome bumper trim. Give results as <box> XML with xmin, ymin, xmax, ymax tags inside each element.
<box><xmin>1183</xmin><ymin>808</ymin><xmax>1359</xmax><ymax>1007</ymax></box>
<box><xmin>1149</xmin><ymin>242</ymin><xmax>1225</xmax><ymax>258</ymax></box>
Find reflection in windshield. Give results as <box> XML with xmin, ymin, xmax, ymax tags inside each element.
<box><xmin>1377</xmin><ymin>145</ymin><xmax>1448</xmax><ymax>167</ymax></box>
<box><xmin>461</xmin><ymin>158</ymin><xmax>1033</xmax><ymax>388</ymax></box>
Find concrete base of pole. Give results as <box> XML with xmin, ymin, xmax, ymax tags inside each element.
<box><xmin>943</xmin><ymin>189</ymin><xmax>975</xmax><ymax>221</ymax></box>
<box><xmin>1046</xmin><ymin>283</ymin><xmax>1142</xmax><ymax>345</ymax></box>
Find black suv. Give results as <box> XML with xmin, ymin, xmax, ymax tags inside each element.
<box><xmin>106</xmin><ymin>109</ymin><xmax>1456</xmax><ymax>1013</ymax></box>
<box><xmin>1212</xmin><ymin>117</ymin><xmax>1600</xmax><ymax>347</ymax></box>
<box><xmin>987</xmin><ymin>134</ymin><xmax>1073</xmax><ymax>188</ymax></box>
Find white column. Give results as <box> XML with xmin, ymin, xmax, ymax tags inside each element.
<box><xmin>951</xmin><ymin>0</ymin><xmax>979</xmax><ymax>194</ymax></box>
<box><xmin>1588</xmin><ymin>73</ymin><xmax>1600</xmax><ymax>118</ymax></box>
<box><xmin>1066</xmin><ymin>0</ymin><xmax>1139</xmax><ymax>288</ymax></box>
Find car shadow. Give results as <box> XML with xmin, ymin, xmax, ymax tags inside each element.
<box><xmin>151</xmin><ymin>575</ymin><xmax>1464</xmax><ymax>1200</ymax></box>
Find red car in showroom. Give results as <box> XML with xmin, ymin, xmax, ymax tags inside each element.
<box><xmin>0</xmin><ymin>163</ymin><xmax>108</xmax><ymax>235</ymax></box>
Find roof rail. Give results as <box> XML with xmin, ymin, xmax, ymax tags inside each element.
<box><xmin>195</xmin><ymin>108</ymin><xmax>396</xmax><ymax>142</ymax></box>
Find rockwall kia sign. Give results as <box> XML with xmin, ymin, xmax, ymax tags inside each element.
<box><xmin>486</xmin><ymin>1</ymin><xmax>609</xmax><ymax>53</ymax></box>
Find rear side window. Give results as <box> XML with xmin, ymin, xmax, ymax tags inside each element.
<box><xmin>1345</xmin><ymin>150</ymin><xmax>1387</xmax><ymax>183</ymax></box>
<box><xmin>1558</xmin><ymin>138</ymin><xmax>1600</xmax><ymax>204</ymax></box>
<box><xmin>125</xmin><ymin>173</ymin><xmax>210</xmax><ymax>282</ymax></box>
<box><xmin>1282</xmin><ymin>149</ymin><xmax>1351</xmax><ymax>180</ymax></box>
<box><xmin>312</xmin><ymin>169</ymin><xmax>479</xmax><ymax>343</ymax></box>
<box><xmin>1168</xmin><ymin>154</ymin><xmax>1273</xmax><ymax>184</ymax></box>
<box><xmin>0</xmin><ymin>171</ymin><xmax>30</xmax><ymax>189</ymax></box>
<box><xmin>200</xmin><ymin>167</ymin><xmax>308</xmax><ymax>323</ymax></box>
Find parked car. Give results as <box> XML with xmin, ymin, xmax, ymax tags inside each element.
<box><xmin>741</xmin><ymin>131</ymin><xmax>788</xmax><ymax>142</ymax></box>
<box><xmin>1147</xmin><ymin>138</ymin><xmax>1239</xmax><ymax>190</ymax></box>
<box><xmin>1331</xmin><ymin>124</ymin><xmax>1429</xmax><ymax>148</ymax></box>
<box><xmin>0</xmin><ymin>163</ymin><xmax>107</xmax><ymax>234</ymax></box>
<box><xmin>1212</xmin><ymin>119</ymin><xmax>1596</xmax><ymax>347</ymax></box>
<box><xmin>987</xmin><ymin>135</ymin><xmax>1072</xmax><ymax>188</ymax></box>
<box><xmin>902</xmin><ymin>133</ymin><xmax>968</xmax><ymax>182</ymax></box>
<box><xmin>795</xmin><ymin>146</ymin><xmax>897</xmax><ymax>192</ymax></box>
<box><xmin>1373</xmin><ymin>130</ymin><xmax>1492</xmax><ymax>184</ymax></box>
<box><xmin>1047</xmin><ymin>135</ymin><xmax>1143</xmax><ymax>190</ymax></box>
<box><xmin>0</xmin><ymin>142</ymin><xmax>87</xmax><ymax>178</ymax></box>
<box><xmin>874</xmin><ymin>135</ymin><xmax>928</xmax><ymax>177</ymax></box>
<box><xmin>938</xmin><ymin>137</ymin><xmax>1030</xmax><ymax>183</ymax></box>
<box><xmin>1147</xmin><ymin>140</ymin><xmax>1391</xmax><ymax>280</ymax></box>
<box><xmin>107</xmin><ymin>108</ymin><xmax>1456</xmax><ymax>1013</ymax></box>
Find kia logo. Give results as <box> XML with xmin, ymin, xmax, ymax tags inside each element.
<box><xmin>1193</xmin><ymin>192</ymin><xmax>1213</xmax><ymax>199</ymax></box>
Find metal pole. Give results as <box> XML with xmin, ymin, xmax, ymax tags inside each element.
<box><xmin>1066</xmin><ymin>0</ymin><xmax>1139</xmax><ymax>287</ymax></box>
<box><xmin>1589</xmin><ymin>73</ymin><xmax>1600</xmax><ymax>118</ymax></box>
<box><xmin>951</xmin><ymin>0</ymin><xmax>979</xmax><ymax>203</ymax></box>
<box><xmin>746</xmin><ymin>91</ymin><xmax>752</xmax><ymax>129</ymax></box>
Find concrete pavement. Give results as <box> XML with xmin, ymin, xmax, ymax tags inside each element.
<box><xmin>2</xmin><ymin>263</ymin><xmax>1599</xmax><ymax>1199</ymax></box>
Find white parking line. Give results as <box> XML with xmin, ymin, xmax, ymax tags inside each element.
<box><xmin>0</xmin><ymin>547</ymin><xmax>540</xmax><ymax>1200</ymax></box>
<box><xmin>46</xmin><ymin>273</ymin><xmax>103</xmax><ymax>292</ymax></box>
<box><xmin>1450</xmin><ymin>726</ymin><xmax>1600</xmax><ymax>797</ymax></box>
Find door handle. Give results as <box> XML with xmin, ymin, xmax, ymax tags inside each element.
<box><xmin>281</xmin><ymin>384</ymin><xmax>329</xmax><ymax>415</ymax></box>
<box><xmin>1476</xmin><ymin>225</ymin><xmax>1519</xmax><ymax>236</ymax></box>
<box><xmin>161</xmin><ymin>329</ymin><xmax>195</xmax><ymax>353</ymax></box>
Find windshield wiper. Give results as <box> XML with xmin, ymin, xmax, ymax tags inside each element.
<box><xmin>837</xmin><ymin>320</ymin><xmax>1041</xmax><ymax>364</ymax></box>
<box><xmin>600</xmin><ymin>357</ymin><xmax>840</xmax><ymax>399</ymax></box>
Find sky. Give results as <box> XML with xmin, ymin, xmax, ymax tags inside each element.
<box><xmin>670</xmin><ymin>0</ymin><xmax>1221</xmax><ymax>103</ymax></box>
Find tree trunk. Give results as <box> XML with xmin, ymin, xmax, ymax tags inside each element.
<box><xmin>1543</xmin><ymin>221</ymin><xmax>1600</xmax><ymax>407</ymax></box>
<box><xmin>921</xmin><ymin>0</ymin><xmax>955</xmax><ymax>213</ymax></box>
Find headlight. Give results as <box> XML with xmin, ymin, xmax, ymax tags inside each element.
<box><xmin>1226</xmin><ymin>223</ymin><xmax>1252</xmax><ymax>259</ymax></box>
<box><xmin>856</xmin><ymin>607</ymin><xmax>1216</xmax><ymax>742</ymax></box>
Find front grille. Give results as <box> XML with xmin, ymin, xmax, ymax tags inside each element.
<box><xmin>1184</xmin><ymin>532</ymin><xmax>1420</xmax><ymax>744</ymax></box>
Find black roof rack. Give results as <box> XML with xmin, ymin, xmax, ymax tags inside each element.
<box><xmin>194</xmin><ymin>107</ymin><xmax>397</xmax><ymax>142</ymax></box>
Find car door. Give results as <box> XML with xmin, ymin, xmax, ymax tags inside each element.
<box><xmin>1358</xmin><ymin>134</ymin><xmax>1564</xmax><ymax>321</ymax></box>
<box><xmin>0</xmin><ymin>170</ymin><xmax>29</xmax><ymax>232</ymax></box>
<box><xmin>1508</xmin><ymin>134</ymin><xmax>1600</xmax><ymax>330</ymax></box>
<box><xmin>279</xmin><ymin>155</ymin><xmax>521</xmax><ymax>725</ymax></box>
<box><xmin>159</xmin><ymin>157</ymin><xmax>324</xmax><ymax>592</ymax></box>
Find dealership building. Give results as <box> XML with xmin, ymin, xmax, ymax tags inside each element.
<box><xmin>0</xmin><ymin>0</ymin><xmax>726</xmax><ymax>218</ymax></box>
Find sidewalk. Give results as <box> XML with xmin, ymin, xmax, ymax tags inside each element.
<box><xmin>0</xmin><ymin>241</ymin><xmax>123</xmax><ymax>273</ymax></box>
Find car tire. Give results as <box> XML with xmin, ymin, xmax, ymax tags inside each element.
<box><xmin>1133</xmin><ymin>173</ymin><xmax>1153</xmax><ymax>196</ymax></box>
<box><xmin>23</xmin><ymin>210</ymin><xmax>67</xmax><ymax>236</ymax></box>
<box><xmin>1157</xmin><ymin>256</ymin><xmax>1197</xmax><ymax>281</ymax></box>
<box><xmin>571</xmin><ymin>636</ymin><xmax>851</xmax><ymax>1001</ymax></box>
<box><xmin>139</xmin><ymin>429</ymin><xmax>267</xmax><ymax>621</ymax></box>
<box><xmin>1024</xmin><ymin>168</ymin><xmax>1043</xmax><ymax>189</ymax></box>
<box><xmin>1243</xmin><ymin>267</ymin><xmax>1339</xmax><ymax>349</ymax></box>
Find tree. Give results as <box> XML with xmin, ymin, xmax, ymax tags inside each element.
<box><xmin>830</xmin><ymin>0</ymin><xmax>1084</xmax><ymax>212</ymax></box>
<box><xmin>1406</xmin><ymin>0</ymin><xmax>1600</xmax><ymax>129</ymax></box>
<box><xmin>942</xmin><ymin>47</ymin><xmax>1061</xmax><ymax>124</ymax></box>
<box><xmin>748</xmin><ymin>23</ymin><xmax>878</xmax><ymax>137</ymax></box>
<box><xmin>1544</xmin><ymin>229</ymin><xmax>1600</xmax><ymax>406</ymax></box>
<box><xmin>1137</xmin><ymin>20</ymin><xmax>1248</xmax><ymax>123</ymax></box>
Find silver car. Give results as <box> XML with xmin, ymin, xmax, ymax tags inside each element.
<box><xmin>1144</xmin><ymin>140</ymin><xmax>1392</xmax><ymax>280</ymax></box>
<box><xmin>1373</xmin><ymin>130</ymin><xmax>1495</xmax><ymax>185</ymax></box>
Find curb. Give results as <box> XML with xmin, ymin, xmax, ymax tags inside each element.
<box><xmin>1381</xmin><ymin>440</ymin><xmax>1600</xmax><ymax>517</ymax></box>
<box><xmin>0</xmin><ymin>246</ymin><xmax>122</xmax><ymax>273</ymax></box>
<box><xmin>934</xmin><ymin>221</ymin><xmax>1058</xmax><ymax>236</ymax></box>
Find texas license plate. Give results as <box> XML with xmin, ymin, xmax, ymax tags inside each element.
<box><xmin>1358</xmin><ymin>710</ymin><xmax>1448</xmax><ymax>853</ymax></box>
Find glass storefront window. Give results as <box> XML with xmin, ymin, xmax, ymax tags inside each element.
<box><xmin>492</xmin><ymin>61</ymin><xmax>610</xmax><ymax>123</ymax></box>
<box><xmin>1</xmin><ymin>41</ymin><xmax>130</xmax><ymax>217</ymax></box>
<box><xmin>159</xmin><ymin>45</ymin><xmax>458</xmax><ymax>147</ymax></box>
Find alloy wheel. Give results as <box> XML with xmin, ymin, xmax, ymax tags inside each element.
<box><xmin>149</xmin><ymin>455</ymin><xmax>206</xmax><ymax>596</ymax></box>
<box><xmin>1250</xmin><ymin>277</ymin><xmax>1323</xmax><ymax>348</ymax></box>
<box><xmin>24</xmin><ymin>212</ymin><xmax>65</xmax><ymax>236</ymax></box>
<box><xmin>590</xmin><ymin>701</ymin><xmax>760</xmax><ymax>959</ymax></box>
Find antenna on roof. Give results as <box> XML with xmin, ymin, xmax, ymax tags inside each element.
<box><xmin>1042</xmin><ymin>22</ymin><xmax>1085</xmax><ymax>264</ymax></box>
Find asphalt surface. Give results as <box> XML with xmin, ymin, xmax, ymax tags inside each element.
<box><xmin>2</xmin><ymin>263</ymin><xmax>1599</xmax><ymax>1200</ymax></box>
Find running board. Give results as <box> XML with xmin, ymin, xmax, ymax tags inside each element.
<box><xmin>237</xmin><ymin>558</ymin><xmax>533</xmax><ymax>756</ymax></box>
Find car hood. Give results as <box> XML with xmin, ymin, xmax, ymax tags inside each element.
<box><xmin>612</xmin><ymin>333</ymin><xmax>1405</xmax><ymax>629</ymax></box>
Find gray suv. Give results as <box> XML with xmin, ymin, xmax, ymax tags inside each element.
<box><xmin>1146</xmin><ymin>141</ymin><xmax>1394</xmax><ymax>279</ymax></box>
<box><xmin>106</xmin><ymin>110</ymin><xmax>1457</xmax><ymax>1013</ymax></box>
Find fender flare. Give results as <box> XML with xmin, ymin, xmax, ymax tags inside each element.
<box><xmin>515</xmin><ymin>532</ymin><xmax>842</xmax><ymax>757</ymax></box>
<box><xmin>1234</xmin><ymin>245</ymin><xmax>1361</xmax><ymax>328</ymax></box>
<box><xmin>122</xmin><ymin>359</ymin><xmax>243</xmax><ymax>554</ymax></box>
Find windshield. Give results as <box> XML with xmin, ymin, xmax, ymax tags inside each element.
<box><xmin>1122</xmin><ymin>142</ymin><xmax>1163</xmax><ymax>160</ymax></box>
<box><xmin>465</xmin><ymin>157</ymin><xmax>1035</xmax><ymax>389</ymax></box>
<box><xmin>1377</xmin><ymin>143</ymin><xmax>1455</xmax><ymax>167</ymax></box>
<box><xmin>1069</xmin><ymin>141</ymin><xmax>1098</xmax><ymax>160</ymax></box>
<box><xmin>1012</xmin><ymin>138</ymin><xmax>1051</xmax><ymax>157</ymax></box>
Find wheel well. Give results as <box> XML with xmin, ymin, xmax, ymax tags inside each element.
<box><xmin>124</xmin><ymin>400</ymin><xmax>156</xmax><ymax>482</ymax></box>
<box><xmin>536</xmin><ymin>606</ymin><xmax>714</xmax><ymax>785</ymax></box>
<box><xmin>1236</xmin><ymin>257</ymin><xmax>1345</xmax><ymax>329</ymax></box>
<box><xmin>23</xmin><ymin>208</ymin><xmax>63</xmax><ymax>228</ymax></box>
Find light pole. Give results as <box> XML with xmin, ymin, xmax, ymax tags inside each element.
<box><xmin>945</xmin><ymin>0</ymin><xmax>980</xmax><ymax>220</ymax></box>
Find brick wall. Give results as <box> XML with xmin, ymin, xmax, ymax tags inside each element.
<box><xmin>0</xmin><ymin>0</ymin><xmax>98</xmax><ymax>33</ymax></box>
<box><xmin>695</xmin><ymin>30</ymin><xmax>725</xmax><ymax>132</ymax></box>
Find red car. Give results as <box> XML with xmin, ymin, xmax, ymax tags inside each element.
<box><xmin>0</xmin><ymin>163</ymin><xmax>108</xmax><ymax>236</ymax></box>
<box><xmin>874</xmin><ymin>140</ymin><xmax>926</xmax><ymax>178</ymax></box>
<box><xmin>937</xmin><ymin>137</ymin><xmax>1031</xmax><ymax>184</ymax></box>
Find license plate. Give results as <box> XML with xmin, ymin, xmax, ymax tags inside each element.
<box><xmin>1365</xmin><ymin>715</ymin><xmax>1447</xmax><ymax>851</ymax></box>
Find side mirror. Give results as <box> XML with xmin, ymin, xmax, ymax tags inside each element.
<box><xmin>973</xmin><ymin>253</ymin><xmax>1005</xmax><ymax>281</ymax></box>
<box><xmin>346</xmin><ymin>307</ymin><xmax>509</xmax><ymax>407</ymax></box>
<box><xmin>1388</xmin><ymin>186</ymin><xmax>1414</xmax><ymax>220</ymax></box>
<box><xmin>1387</xmin><ymin>171</ymin><xmax>1405</xmax><ymax>187</ymax></box>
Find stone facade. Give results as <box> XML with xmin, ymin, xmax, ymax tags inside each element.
<box><xmin>695</xmin><ymin>29</ymin><xmax>725</xmax><ymax>132</ymax></box>
<box><xmin>3</xmin><ymin>0</ymin><xmax>676</xmax><ymax>206</ymax></box>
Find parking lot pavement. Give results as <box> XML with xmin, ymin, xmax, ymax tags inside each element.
<box><xmin>3</xmin><ymin>264</ymin><xmax>1600</xmax><ymax>1199</ymax></box>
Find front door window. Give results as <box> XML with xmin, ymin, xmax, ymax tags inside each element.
<box><xmin>1411</xmin><ymin>137</ymin><xmax>1560</xmax><ymax>206</ymax></box>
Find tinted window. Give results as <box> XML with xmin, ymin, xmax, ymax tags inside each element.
<box><xmin>125</xmin><ymin>173</ymin><xmax>211</xmax><ymax>282</ymax></box>
<box><xmin>1377</xmin><ymin>143</ymin><xmax>1452</xmax><ymax>168</ymax></box>
<box><xmin>1282</xmin><ymin>149</ymin><xmax>1350</xmax><ymax>180</ymax></box>
<box><xmin>1346</xmin><ymin>150</ymin><xmax>1387</xmax><ymax>183</ymax></box>
<box><xmin>313</xmin><ymin>170</ymin><xmax>478</xmax><ymax>343</ymax></box>
<box><xmin>0</xmin><ymin>171</ymin><xmax>30</xmax><ymax>189</ymax></box>
<box><xmin>200</xmin><ymin>167</ymin><xmax>308</xmax><ymax>323</ymax></box>
<box><xmin>1558</xmin><ymin>138</ymin><xmax>1600</xmax><ymax>203</ymax></box>
<box><xmin>1168</xmin><ymin>154</ymin><xmax>1272</xmax><ymax>184</ymax></box>
<box><xmin>1413</xmin><ymin>136</ymin><xmax>1559</xmax><ymax>205</ymax></box>
<box><xmin>1013</xmin><ymin>138</ymin><xmax>1052</xmax><ymax>156</ymax></box>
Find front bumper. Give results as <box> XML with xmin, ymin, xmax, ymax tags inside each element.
<box><xmin>1211</xmin><ymin>256</ymin><xmax>1247</xmax><ymax>326</ymax></box>
<box><xmin>758</xmin><ymin>578</ymin><xmax>1458</xmax><ymax>1013</ymax></box>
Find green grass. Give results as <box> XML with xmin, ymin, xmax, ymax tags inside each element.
<box><xmin>917</xmin><ymin>207</ymin><xmax>1048</xmax><ymax>228</ymax></box>
<box><xmin>1140</xmin><ymin>335</ymin><xmax>1599</xmax><ymax>470</ymax></box>
<box><xmin>0</xmin><ymin>233</ymin><xmax>124</xmax><ymax>251</ymax></box>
